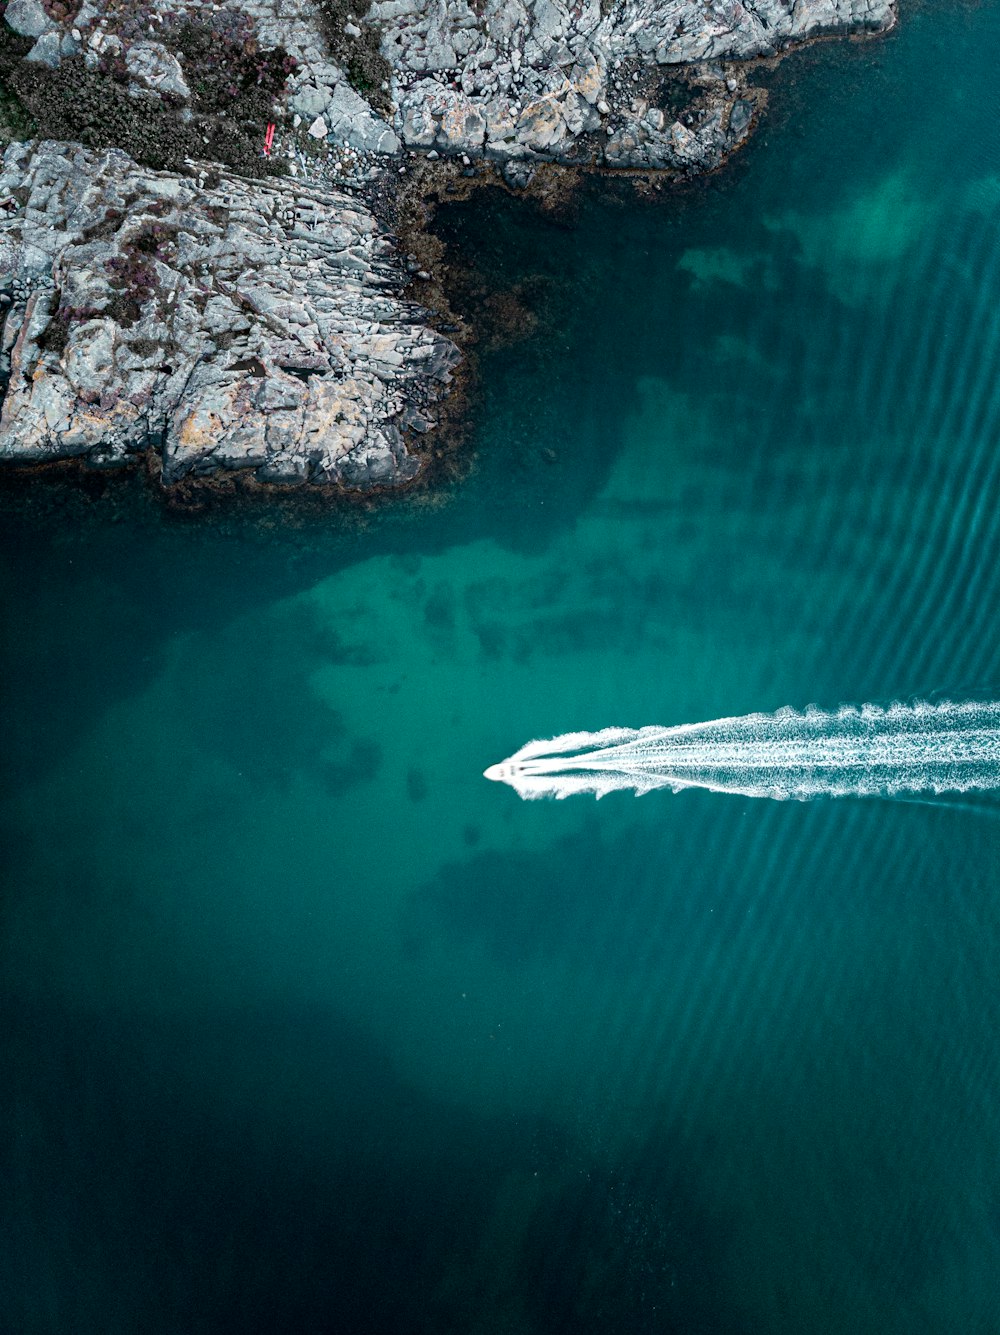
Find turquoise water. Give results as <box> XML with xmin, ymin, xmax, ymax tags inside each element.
<box><xmin>4</xmin><ymin>5</ymin><xmax>1000</xmax><ymax>1330</ymax></box>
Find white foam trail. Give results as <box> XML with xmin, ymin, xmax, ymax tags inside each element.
<box><xmin>483</xmin><ymin>701</ymin><xmax>1000</xmax><ymax>801</ymax></box>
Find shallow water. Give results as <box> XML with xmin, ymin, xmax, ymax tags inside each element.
<box><xmin>4</xmin><ymin>4</ymin><xmax>1000</xmax><ymax>1331</ymax></box>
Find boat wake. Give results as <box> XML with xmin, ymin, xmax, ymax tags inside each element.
<box><xmin>484</xmin><ymin>701</ymin><xmax>1000</xmax><ymax>801</ymax></box>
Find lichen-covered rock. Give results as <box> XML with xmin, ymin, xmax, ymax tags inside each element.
<box><xmin>0</xmin><ymin>140</ymin><xmax>460</xmax><ymax>490</ymax></box>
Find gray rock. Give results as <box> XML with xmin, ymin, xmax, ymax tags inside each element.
<box><xmin>382</xmin><ymin>0</ymin><xmax>892</xmax><ymax>165</ymax></box>
<box><xmin>62</xmin><ymin>318</ymin><xmax>116</xmax><ymax>403</ymax></box>
<box><xmin>51</xmin><ymin>0</ymin><xmax>892</xmax><ymax>174</ymax></box>
<box><xmin>0</xmin><ymin>141</ymin><xmax>460</xmax><ymax>492</ymax></box>
<box><xmin>66</xmin><ymin>0</ymin><xmax>896</xmax><ymax>165</ymax></box>
<box><xmin>4</xmin><ymin>0</ymin><xmax>56</xmax><ymax>39</ymax></box>
<box><xmin>729</xmin><ymin>99</ymin><xmax>753</xmax><ymax>137</ymax></box>
<box><xmin>324</xmin><ymin>81</ymin><xmax>401</xmax><ymax>155</ymax></box>
<box><xmin>73</xmin><ymin>2</ymin><xmax>101</xmax><ymax>29</ymax></box>
<box><xmin>125</xmin><ymin>41</ymin><xmax>192</xmax><ymax>101</ymax></box>
<box><xmin>0</xmin><ymin>0</ymin><xmax>901</xmax><ymax>506</ymax></box>
<box><xmin>502</xmin><ymin>159</ymin><xmax>535</xmax><ymax>190</ymax></box>
<box><xmin>289</xmin><ymin>81</ymin><xmax>331</xmax><ymax>120</ymax></box>
<box><xmin>24</xmin><ymin>31</ymin><xmax>63</xmax><ymax>68</ymax></box>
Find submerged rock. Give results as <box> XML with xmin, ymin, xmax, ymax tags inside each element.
<box><xmin>0</xmin><ymin>141</ymin><xmax>460</xmax><ymax>490</ymax></box>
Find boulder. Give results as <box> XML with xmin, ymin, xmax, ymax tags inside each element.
<box><xmin>290</xmin><ymin>81</ymin><xmax>331</xmax><ymax>121</ymax></box>
<box><xmin>324</xmin><ymin>82</ymin><xmax>401</xmax><ymax>155</ymax></box>
<box><xmin>24</xmin><ymin>30</ymin><xmax>63</xmax><ymax>68</ymax></box>
<box><xmin>125</xmin><ymin>41</ymin><xmax>192</xmax><ymax>102</ymax></box>
<box><xmin>62</xmin><ymin>319</ymin><xmax>116</xmax><ymax>403</ymax></box>
<box><xmin>4</xmin><ymin>0</ymin><xmax>56</xmax><ymax>39</ymax></box>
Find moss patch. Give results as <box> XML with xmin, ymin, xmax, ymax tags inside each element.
<box><xmin>0</xmin><ymin>18</ymin><xmax>33</xmax><ymax>147</ymax></box>
<box><xmin>315</xmin><ymin>0</ymin><xmax>392</xmax><ymax>115</ymax></box>
<box><xmin>0</xmin><ymin>10</ymin><xmax>295</xmax><ymax>178</ymax></box>
<box><xmin>103</xmin><ymin>221</ymin><xmax>178</xmax><ymax>328</ymax></box>
<box><xmin>0</xmin><ymin>76</ymin><xmax>32</xmax><ymax>146</ymax></box>
<box><xmin>165</xmin><ymin>14</ymin><xmax>296</xmax><ymax>121</ymax></box>
<box><xmin>36</xmin><ymin>299</ymin><xmax>70</xmax><ymax>355</ymax></box>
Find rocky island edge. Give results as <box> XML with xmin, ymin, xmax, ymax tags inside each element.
<box><xmin>0</xmin><ymin>0</ymin><xmax>895</xmax><ymax>499</ymax></box>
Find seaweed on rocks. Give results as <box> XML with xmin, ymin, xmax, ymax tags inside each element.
<box><xmin>653</xmin><ymin>69</ymin><xmax>705</xmax><ymax>122</ymax></box>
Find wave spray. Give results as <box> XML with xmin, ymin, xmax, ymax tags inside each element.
<box><xmin>484</xmin><ymin>701</ymin><xmax>1000</xmax><ymax>801</ymax></box>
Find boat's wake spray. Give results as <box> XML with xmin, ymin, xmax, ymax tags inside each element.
<box><xmin>484</xmin><ymin>702</ymin><xmax>1000</xmax><ymax>800</ymax></box>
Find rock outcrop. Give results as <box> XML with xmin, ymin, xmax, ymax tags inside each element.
<box><xmin>0</xmin><ymin>140</ymin><xmax>460</xmax><ymax>488</ymax></box>
<box><xmin>7</xmin><ymin>0</ymin><xmax>896</xmax><ymax>176</ymax></box>
<box><xmin>0</xmin><ymin>0</ymin><xmax>896</xmax><ymax>493</ymax></box>
<box><xmin>380</xmin><ymin>0</ymin><xmax>894</xmax><ymax>170</ymax></box>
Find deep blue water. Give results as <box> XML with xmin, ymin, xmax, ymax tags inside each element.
<box><xmin>4</xmin><ymin>4</ymin><xmax>1000</xmax><ymax>1331</ymax></box>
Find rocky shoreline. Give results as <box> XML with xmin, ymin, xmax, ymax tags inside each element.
<box><xmin>0</xmin><ymin>140</ymin><xmax>461</xmax><ymax>489</ymax></box>
<box><xmin>0</xmin><ymin>0</ymin><xmax>896</xmax><ymax>497</ymax></box>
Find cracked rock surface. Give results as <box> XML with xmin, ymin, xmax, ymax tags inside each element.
<box><xmin>0</xmin><ymin>0</ymin><xmax>895</xmax><ymax>493</ymax></box>
<box><xmin>11</xmin><ymin>0</ymin><xmax>896</xmax><ymax>172</ymax></box>
<box><xmin>379</xmin><ymin>0</ymin><xmax>894</xmax><ymax>168</ymax></box>
<box><xmin>0</xmin><ymin>140</ymin><xmax>460</xmax><ymax>489</ymax></box>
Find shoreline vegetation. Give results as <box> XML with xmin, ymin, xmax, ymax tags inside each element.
<box><xmin>0</xmin><ymin>0</ymin><xmax>895</xmax><ymax>507</ymax></box>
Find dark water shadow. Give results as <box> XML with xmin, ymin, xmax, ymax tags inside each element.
<box><xmin>521</xmin><ymin>1124</ymin><xmax>747</xmax><ymax>1335</ymax></box>
<box><xmin>409</xmin><ymin>788</ymin><xmax>1000</xmax><ymax>970</ymax></box>
<box><xmin>0</xmin><ymin>991</ymin><xmax>747</xmax><ymax>1335</ymax></box>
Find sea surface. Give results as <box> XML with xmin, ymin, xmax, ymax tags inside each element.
<box><xmin>4</xmin><ymin>4</ymin><xmax>1000</xmax><ymax>1331</ymax></box>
